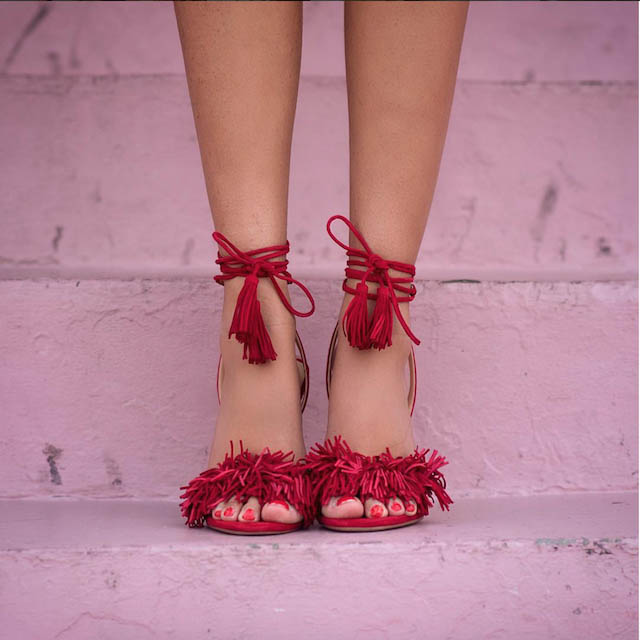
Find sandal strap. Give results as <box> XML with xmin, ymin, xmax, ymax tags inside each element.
<box><xmin>303</xmin><ymin>436</ymin><xmax>453</xmax><ymax>517</ymax></box>
<box><xmin>180</xmin><ymin>441</ymin><xmax>315</xmax><ymax>528</ymax></box>
<box><xmin>212</xmin><ymin>231</ymin><xmax>315</xmax><ymax>364</ymax></box>
<box><xmin>326</xmin><ymin>215</ymin><xmax>420</xmax><ymax>349</ymax></box>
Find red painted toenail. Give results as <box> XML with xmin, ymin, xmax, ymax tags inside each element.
<box><xmin>214</xmin><ymin>510</ymin><xmax>222</xmax><ymax>518</ymax></box>
<box><xmin>269</xmin><ymin>500</ymin><xmax>290</xmax><ymax>510</ymax></box>
<box><xmin>337</xmin><ymin>496</ymin><xmax>356</xmax><ymax>506</ymax></box>
<box><xmin>243</xmin><ymin>508</ymin><xmax>255</xmax><ymax>521</ymax></box>
<box><xmin>391</xmin><ymin>502</ymin><xmax>402</xmax><ymax>512</ymax></box>
<box><xmin>370</xmin><ymin>505</ymin><xmax>384</xmax><ymax>518</ymax></box>
<box><xmin>223</xmin><ymin>507</ymin><xmax>234</xmax><ymax>517</ymax></box>
<box><xmin>406</xmin><ymin>503</ymin><xmax>416</xmax><ymax>512</ymax></box>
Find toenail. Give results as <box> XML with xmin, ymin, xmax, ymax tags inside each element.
<box><xmin>269</xmin><ymin>500</ymin><xmax>290</xmax><ymax>510</ymax></box>
<box><xmin>242</xmin><ymin>508</ymin><xmax>255</xmax><ymax>521</ymax></box>
<box><xmin>337</xmin><ymin>496</ymin><xmax>356</xmax><ymax>506</ymax></box>
<box><xmin>214</xmin><ymin>510</ymin><xmax>222</xmax><ymax>518</ymax></box>
<box><xmin>406</xmin><ymin>503</ymin><xmax>416</xmax><ymax>512</ymax></box>
<box><xmin>370</xmin><ymin>505</ymin><xmax>384</xmax><ymax>518</ymax></box>
<box><xmin>391</xmin><ymin>502</ymin><xmax>402</xmax><ymax>512</ymax></box>
<box><xmin>223</xmin><ymin>507</ymin><xmax>234</xmax><ymax>517</ymax></box>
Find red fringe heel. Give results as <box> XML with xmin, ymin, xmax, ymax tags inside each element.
<box><xmin>178</xmin><ymin>231</ymin><xmax>316</xmax><ymax>535</ymax></box>
<box><xmin>309</xmin><ymin>215</ymin><xmax>453</xmax><ymax>532</ymax></box>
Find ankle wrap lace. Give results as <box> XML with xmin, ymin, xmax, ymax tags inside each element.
<box><xmin>212</xmin><ymin>231</ymin><xmax>315</xmax><ymax>364</ymax></box>
<box><xmin>326</xmin><ymin>215</ymin><xmax>420</xmax><ymax>350</ymax></box>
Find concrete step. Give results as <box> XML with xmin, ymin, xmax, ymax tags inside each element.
<box><xmin>0</xmin><ymin>492</ymin><xmax>636</xmax><ymax>639</ymax></box>
<box><xmin>1</xmin><ymin>277</ymin><xmax>636</xmax><ymax>500</ymax></box>
<box><xmin>1</xmin><ymin>76</ymin><xmax>636</xmax><ymax>281</ymax></box>
<box><xmin>1</xmin><ymin>1</ymin><xmax>636</xmax><ymax>81</ymax></box>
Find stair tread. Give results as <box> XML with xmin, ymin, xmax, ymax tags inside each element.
<box><xmin>2</xmin><ymin>493</ymin><xmax>636</xmax><ymax>553</ymax></box>
<box><xmin>3</xmin><ymin>493</ymin><xmax>636</xmax><ymax>639</ymax></box>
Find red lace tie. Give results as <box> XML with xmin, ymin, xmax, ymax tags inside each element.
<box><xmin>212</xmin><ymin>231</ymin><xmax>315</xmax><ymax>364</ymax></box>
<box><xmin>326</xmin><ymin>215</ymin><xmax>420</xmax><ymax>350</ymax></box>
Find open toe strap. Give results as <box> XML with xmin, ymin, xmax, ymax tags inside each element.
<box><xmin>303</xmin><ymin>436</ymin><xmax>453</xmax><ymax>523</ymax></box>
<box><xmin>179</xmin><ymin>443</ymin><xmax>314</xmax><ymax>529</ymax></box>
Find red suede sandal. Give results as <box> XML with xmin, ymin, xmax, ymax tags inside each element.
<box><xmin>179</xmin><ymin>232</ymin><xmax>315</xmax><ymax>535</ymax></box>
<box><xmin>305</xmin><ymin>215</ymin><xmax>453</xmax><ymax>532</ymax></box>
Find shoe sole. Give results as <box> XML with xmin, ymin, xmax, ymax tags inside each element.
<box><xmin>205</xmin><ymin>516</ymin><xmax>303</xmax><ymax>536</ymax></box>
<box><xmin>318</xmin><ymin>513</ymin><xmax>423</xmax><ymax>532</ymax></box>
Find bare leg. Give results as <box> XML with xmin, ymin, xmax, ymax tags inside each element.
<box><xmin>175</xmin><ymin>1</ymin><xmax>304</xmax><ymax>524</ymax></box>
<box><xmin>324</xmin><ymin>1</ymin><xmax>469</xmax><ymax>520</ymax></box>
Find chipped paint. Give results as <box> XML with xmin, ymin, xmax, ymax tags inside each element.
<box><xmin>2</xmin><ymin>4</ymin><xmax>52</xmax><ymax>72</ymax></box>
<box><xmin>42</xmin><ymin>443</ymin><xmax>63</xmax><ymax>485</ymax></box>
<box><xmin>51</xmin><ymin>226</ymin><xmax>64</xmax><ymax>252</ymax></box>
<box><xmin>535</xmin><ymin>537</ymin><xmax>627</xmax><ymax>555</ymax></box>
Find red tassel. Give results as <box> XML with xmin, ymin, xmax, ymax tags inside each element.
<box><xmin>228</xmin><ymin>273</ymin><xmax>277</xmax><ymax>364</ymax></box>
<box><xmin>342</xmin><ymin>281</ymin><xmax>371</xmax><ymax>349</ymax></box>
<box><xmin>369</xmin><ymin>285</ymin><xmax>394</xmax><ymax>350</ymax></box>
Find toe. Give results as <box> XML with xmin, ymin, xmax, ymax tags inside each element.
<box><xmin>321</xmin><ymin>496</ymin><xmax>364</xmax><ymax>519</ymax></box>
<box><xmin>220</xmin><ymin>496</ymin><xmax>241</xmax><ymax>521</ymax></box>
<box><xmin>211</xmin><ymin>502</ymin><xmax>224</xmax><ymax>520</ymax></box>
<box><xmin>261</xmin><ymin>499</ymin><xmax>303</xmax><ymax>524</ymax></box>
<box><xmin>387</xmin><ymin>496</ymin><xmax>405</xmax><ymax>516</ymax></box>
<box><xmin>404</xmin><ymin>499</ymin><xmax>418</xmax><ymax>515</ymax></box>
<box><xmin>238</xmin><ymin>497</ymin><xmax>261</xmax><ymax>523</ymax></box>
<box><xmin>364</xmin><ymin>498</ymin><xmax>388</xmax><ymax>519</ymax></box>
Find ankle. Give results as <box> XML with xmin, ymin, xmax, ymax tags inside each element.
<box><xmin>219</xmin><ymin>277</ymin><xmax>297</xmax><ymax>364</ymax></box>
<box><xmin>222</xmin><ymin>276</ymin><xmax>295</xmax><ymax>326</ymax></box>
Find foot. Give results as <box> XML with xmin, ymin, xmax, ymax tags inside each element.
<box><xmin>322</xmin><ymin>289</ymin><xmax>417</xmax><ymax>521</ymax></box>
<box><xmin>207</xmin><ymin>277</ymin><xmax>305</xmax><ymax>526</ymax></box>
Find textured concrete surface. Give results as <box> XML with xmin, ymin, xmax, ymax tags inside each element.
<box><xmin>1</xmin><ymin>76</ymin><xmax>636</xmax><ymax>281</ymax></box>
<box><xmin>0</xmin><ymin>2</ymin><xmax>637</xmax><ymax>638</ymax></box>
<box><xmin>0</xmin><ymin>1</ymin><xmax>636</xmax><ymax>81</ymax></box>
<box><xmin>1</xmin><ymin>278</ymin><xmax>636</xmax><ymax>500</ymax></box>
<box><xmin>0</xmin><ymin>493</ymin><xmax>636</xmax><ymax>639</ymax></box>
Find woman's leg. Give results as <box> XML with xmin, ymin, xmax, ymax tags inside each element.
<box><xmin>175</xmin><ymin>1</ymin><xmax>304</xmax><ymax>524</ymax></box>
<box><xmin>324</xmin><ymin>1</ymin><xmax>469</xmax><ymax>520</ymax></box>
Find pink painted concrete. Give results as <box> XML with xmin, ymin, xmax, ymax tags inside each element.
<box><xmin>0</xmin><ymin>2</ymin><xmax>636</xmax><ymax>81</ymax></box>
<box><xmin>0</xmin><ymin>76</ymin><xmax>636</xmax><ymax>280</ymax></box>
<box><xmin>1</xmin><ymin>278</ymin><xmax>636</xmax><ymax>500</ymax></box>
<box><xmin>0</xmin><ymin>3</ymin><xmax>637</xmax><ymax>636</ymax></box>
<box><xmin>0</xmin><ymin>493</ymin><xmax>636</xmax><ymax>639</ymax></box>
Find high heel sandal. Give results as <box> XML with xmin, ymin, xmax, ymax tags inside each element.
<box><xmin>180</xmin><ymin>232</ymin><xmax>315</xmax><ymax>535</ymax></box>
<box><xmin>304</xmin><ymin>215</ymin><xmax>453</xmax><ymax>532</ymax></box>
